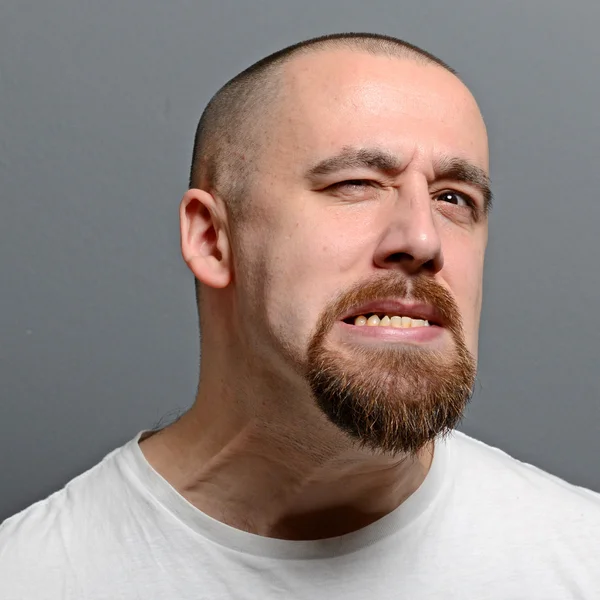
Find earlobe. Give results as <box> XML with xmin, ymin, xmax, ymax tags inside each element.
<box><xmin>180</xmin><ymin>189</ymin><xmax>232</xmax><ymax>289</ymax></box>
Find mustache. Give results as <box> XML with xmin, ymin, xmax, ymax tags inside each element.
<box><xmin>315</xmin><ymin>274</ymin><xmax>464</xmax><ymax>338</ymax></box>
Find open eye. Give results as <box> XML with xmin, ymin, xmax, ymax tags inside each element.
<box><xmin>434</xmin><ymin>190</ymin><xmax>473</xmax><ymax>208</ymax></box>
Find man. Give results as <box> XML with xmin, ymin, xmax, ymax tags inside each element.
<box><xmin>1</xmin><ymin>32</ymin><xmax>599</xmax><ymax>599</ymax></box>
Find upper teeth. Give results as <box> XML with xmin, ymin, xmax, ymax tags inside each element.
<box><xmin>354</xmin><ymin>315</ymin><xmax>430</xmax><ymax>328</ymax></box>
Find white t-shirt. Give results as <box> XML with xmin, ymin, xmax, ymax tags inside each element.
<box><xmin>1</xmin><ymin>430</ymin><xmax>599</xmax><ymax>599</ymax></box>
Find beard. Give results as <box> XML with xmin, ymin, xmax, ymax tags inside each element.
<box><xmin>306</xmin><ymin>275</ymin><xmax>476</xmax><ymax>456</ymax></box>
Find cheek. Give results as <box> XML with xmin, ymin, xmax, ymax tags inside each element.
<box><xmin>442</xmin><ymin>235</ymin><xmax>486</xmax><ymax>345</ymax></box>
<box><xmin>263</xmin><ymin>213</ymin><xmax>376</xmax><ymax>338</ymax></box>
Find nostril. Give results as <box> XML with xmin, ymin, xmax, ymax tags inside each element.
<box><xmin>386</xmin><ymin>252</ymin><xmax>413</xmax><ymax>263</ymax></box>
<box><xmin>382</xmin><ymin>253</ymin><xmax>439</xmax><ymax>274</ymax></box>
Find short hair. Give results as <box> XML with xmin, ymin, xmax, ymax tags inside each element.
<box><xmin>189</xmin><ymin>33</ymin><xmax>455</xmax><ymax>211</ymax></box>
<box><xmin>189</xmin><ymin>33</ymin><xmax>456</xmax><ymax>302</ymax></box>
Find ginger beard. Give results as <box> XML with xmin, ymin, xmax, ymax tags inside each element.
<box><xmin>306</xmin><ymin>276</ymin><xmax>476</xmax><ymax>456</ymax></box>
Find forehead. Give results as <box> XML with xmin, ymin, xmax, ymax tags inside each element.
<box><xmin>263</xmin><ymin>49</ymin><xmax>488</xmax><ymax>173</ymax></box>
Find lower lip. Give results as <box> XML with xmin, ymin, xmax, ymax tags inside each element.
<box><xmin>336</xmin><ymin>321</ymin><xmax>445</xmax><ymax>343</ymax></box>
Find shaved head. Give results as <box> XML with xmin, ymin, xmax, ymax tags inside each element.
<box><xmin>189</xmin><ymin>33</ymin><xmax>456</xmax><ymax>221</ymax></box>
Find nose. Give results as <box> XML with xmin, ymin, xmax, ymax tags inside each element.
<box><xmin>373</xmin><ymin>177</ymin><xmax>444</xmax><ymax>275</ymax></box>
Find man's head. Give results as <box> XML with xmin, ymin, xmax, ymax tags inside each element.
<box><xmin>181</xmin><ymin>33</ymin><xmax>490</xmax><ymax>456</ymax></box>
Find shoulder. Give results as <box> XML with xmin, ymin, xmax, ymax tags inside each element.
<box><xmin>442</xmin><ymin>431</ymin><xmax>600</xmax><ymax>587</ymax></box>
<box><xmin>0</xmin><ymin>440</ymin><xmax>138</xmax><ymax>598</ymax></box>
<box><xmin>449</xmin><ymin>430</ymin><xmax>600</xmax><ymax>521</ymax></box>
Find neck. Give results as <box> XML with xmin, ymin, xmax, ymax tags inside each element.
<box><xmin>140</xmin><ymin>356</ymin><xmax>434</xmax><ymax>540</ymax></box>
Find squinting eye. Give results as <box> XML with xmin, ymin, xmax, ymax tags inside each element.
<box><xmin>435</xmin><ymin>190</ymin><xmax>471</xmax><ymax>207</ymax></box>
<box><xmin>333</xmin><ymin>179</ymin><xmax>372</xmax><ymax>190</ymax></box>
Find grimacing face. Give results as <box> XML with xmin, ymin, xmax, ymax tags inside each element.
<box><xmin>229</xmin><ymin>50</ymin><xmax>489</xmax><ymax>454</ymax></box>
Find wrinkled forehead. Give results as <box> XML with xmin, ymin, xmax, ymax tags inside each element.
<box><xmin>263</xmin><ymin>49</ymin><xmax>488</xmax><ymax>174</ymax></box>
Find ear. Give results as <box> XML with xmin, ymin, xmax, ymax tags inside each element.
<box><xmin>180</xmin><ymin>188</ymin><xmax>232</xmax><ymax>289</ymax></box>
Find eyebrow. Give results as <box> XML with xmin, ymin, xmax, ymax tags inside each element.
<box><xmin>306</xmin><ymin>147</ymin><xmax>493</xmax><ymax>215</ymax></box>
<box><xmin>306</xmin><ymin>147</ymin><xmax>403</xmax><ymax>177</ymax></box>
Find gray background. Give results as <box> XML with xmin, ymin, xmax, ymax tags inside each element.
<box><xmin>1</xmin><ymin>0</ymin><xmax>599</xmax><ymax>522</ymax></box>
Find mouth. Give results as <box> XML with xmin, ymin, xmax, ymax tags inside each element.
<box><xmin>339</xmin><ymin>300</ymin><xmax>445</xmax><ymax>330</ymax></box>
